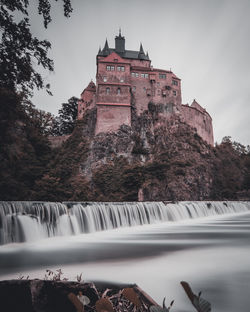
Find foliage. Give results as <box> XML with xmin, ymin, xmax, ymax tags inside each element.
<box><xmin>51</xmin><ymin>96</ymin><xmax>79</xmax><ymax>135</ymax></box>
<box><xmin>0</xmin><ymin>0</ymin><xmax>72</xmax><ymax>95</ymax></box>
<box><xmin>44</xmin><ymin>269</ymin><xmax>68</xmax><ymax>281</ymax></box>
<box><xmin>0</xmin><ymin>88</ymin><xmax>52</xmax><ymax>200</ymax></box>
<box><xmin>211</xmin><ymin>137</ymin><xmax>247</xmax><ymax>199</ymax></box>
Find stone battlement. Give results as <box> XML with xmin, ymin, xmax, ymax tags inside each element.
<box><xmin>77</xmin><ymin>32</ymin><xmax>214</xmax><ymax>145</ymax></box>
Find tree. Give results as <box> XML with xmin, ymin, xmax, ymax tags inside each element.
<box><xmin>58</xmin><ymin>96</ymin><xmax>78</xmax><ymax>134</ymax></box>
<box><xmin>0</xmin><ymin>0</ymin><xmax>72</xmax><ymax>95</ymax></box>
<box><xmin>50</xmin><ymin>96</ymin><xmax>78</xmax><ymax>135</ymax></box>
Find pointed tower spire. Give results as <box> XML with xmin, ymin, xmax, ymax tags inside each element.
<box><xmin>119</xmin><ymin>27</ymin><xmax>121</xmax><ymax>36</ymax></box>
<box><xmin>139</xmin><ymin>43</ymin><xmax>144</xmax><ymax>54</ymax></box>
<box><xmin>104</xmin><ymin>39</ymin><xmax>109</xmax><ymax>50</ymax></box>
<box><xmin>138</xmin><ymin>43</ymin><xmax>146</xmax><ymax>59</ymax></box>
<box><xmin>102</xmin><ymin>38</ymin><xmax>110</xmax><ymax>56</ymax></box>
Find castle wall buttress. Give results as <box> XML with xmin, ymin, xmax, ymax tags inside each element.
<box><xmin>181</xmin><ymin>105</ymin><xmax>214</xmax><ymax>145</ymax></box>
<box><xmin>96</xmin><ymin>105</ymin><xmax>131</xmax><ymax>134</ymax></box>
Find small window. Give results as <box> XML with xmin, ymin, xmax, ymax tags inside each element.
<box><xmin>107</xmin><ymin>66</ymin><xmax>111</xmax><ymax>71</ymax></box>
<box><xmin>117</xmin><ymin>88</ymin><xmax>121</xmax><ymax>95</ymax></box>
<box><xmin>145</xmin><ymin>74</ymin><xmax>148</xmax><ymax>78</ymax></box>
<box><xmin>121</xmin><ymin>66</ymin><xmax>125</xmax><ymax>71</ymax></box>
<box><xmin>135</xmin><ymin>73</ymin><xmax>139</xmax><ymax>77</ymax></box>
<box><xmin>131</xmin><ymin>72</ymin><xmax>135</xmax><ymax>77</ymax></box>
<box><xmin>103</xmin><ymin>76</ymin><xmax>107</xmax><ymax>82</ymax></box>
<box><xmin>120</xmin><ymin>78</ymin><xmax>124</xmax><ymax>83</ymax></box>
<box><xmin>159</xmin><ymin>73</ymin><xmax>166</xmax><ymax>79</ymax></box>
<box><xmin>114</xmin><ymin>58</ymin><xmax>118</xmax><ymax>62</ymax></box>
<box><xmin>111</xmin><ymin>66</ymin><xmax>115</xmax><ymax>71</ymax></box>
<box><xmin>117</xmin><ymin>66</ymin><xmax>121</xmax><ymax>71</ymax></box>
<box><xmin>172</xmin><ymin>80</ymin><xmax>178</xmax><ymax>86</ymax></box>
<box><xmin>141</xmin><ymin>73</ymin><xmax>145</xmax><ymax>78</ymax></box>
<box><xmin>106</xmin><ymin>87</ymin><xmax>110</xmax><ymax>94</ymax></box>
<box><xmin>132</xmin><ymin>86</ymin><xmax>136</xmax><ymax>92</ymax></box>
<box><xmin>173</xmin><ymin>90</ymin><xmax>177</xmax><ymax>96</ymax></box>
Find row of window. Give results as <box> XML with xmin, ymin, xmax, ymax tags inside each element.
<box><xmin>106</xmin><ymin>87</ymin><xmax>121</xmax><ymax>95</ymax></box>
<box><xmin>131</xmin><ymin>72</ymin><xmax>149</xmax><ymax>78</ymax></box>
<box><xmin>105</xmin><ymin>87</ymin><xmax>177</xmax><ymax>96</ymax></box>
<box><xmin>159</xmin><ymin>74</ymin><xmax>166</xmax><ymax>79</ymax></box>
<box><xmin>132</xmin><ymin>86</ymin><xmax>177</xmax><ymax>96</ymax></box>
<box><xmin>106</xmin><ymin>65</ymin><xmax>125</xmax><ymax>71</ymax></box>
<box><xmin>103</xmin><ymin>77</ymin><xmax>124</xmax><ymax>83</ymax></box>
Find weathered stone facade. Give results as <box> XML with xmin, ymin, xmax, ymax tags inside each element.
<box><xmin>78</xmin><ymin>31</ymin><xmax>214</xmax><ymax>145</ymax></box>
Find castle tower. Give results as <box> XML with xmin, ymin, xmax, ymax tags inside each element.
<box><xmin>115</xmin><ymin>29</ymin><xmax>125</xmax><ymax>53</ymax></box>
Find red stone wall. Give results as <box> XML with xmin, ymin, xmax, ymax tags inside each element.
<box><xmin>97</xmin><ymin>84</ymin><xmax>130</xmax><ymax>105</ymax></box>
<box><xmin>129</xmin><ymin>59</ymin><xmax>151</xmax><ymax>68</ymax></box>
<box><xmin>78</xmin><ymin>87</ymin><xmax>96</xmax><ymax>120</ymax></box>
<box><xmin>96</xmin><ymin>53</ymin><xmax>131</xmax><ymax>107</ymax></box>
<box><xmin>130</xmin><ymin>68</ymin><xmax>182</xmax><ymax>114</ymax></box>
<box><xmin>96</xmin><ymin>105</ymin><xmax>131</xmax><ymax>134</ymax></box>
<box><xmin>181</xmin><ymin>105</ymin><xmax>214</xmax><ymax>145</ymax></box>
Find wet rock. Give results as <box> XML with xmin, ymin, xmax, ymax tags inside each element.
<box><xmin>0</xmin><ymin>280</ymin><xmax>157</xmax><ymax>312</ymax></box>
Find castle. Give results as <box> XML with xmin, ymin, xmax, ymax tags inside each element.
<box><xmin>78</xmin><ymin>31</ymin><xmax>214</xmax><ymax>145</ymax></box>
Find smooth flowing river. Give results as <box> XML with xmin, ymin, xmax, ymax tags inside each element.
<box><xmin>0</xmin><ymin>201</ymin><xmax>250</xmax><ymax>311</ymax></box>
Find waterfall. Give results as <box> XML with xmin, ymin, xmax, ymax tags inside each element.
<box><xmin>0</xmin><ymin>201</ymin><xmax>250</xmax><ymax>244</ymax></box>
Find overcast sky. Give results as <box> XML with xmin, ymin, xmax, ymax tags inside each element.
<box><xmin>29</xmin><ymin>0</ymin><xmax>250</xmax><ymax>145</ymax></box>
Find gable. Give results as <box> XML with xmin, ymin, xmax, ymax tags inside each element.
<box><xmin>100</xmin><ymin>52</ymin><xmax>129</xmax><ymax>64</ymax></box>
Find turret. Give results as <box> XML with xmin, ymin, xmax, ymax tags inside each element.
<box><xmin>102</xmin><ymin>39</ymin><xmax>110</xmax><ymax>56</ymax></box>
<box><xmin>138</xmin><ymin>43</ymin><xmax>147</xmax><ymax>60</ymax></box>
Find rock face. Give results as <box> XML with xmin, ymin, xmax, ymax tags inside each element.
<box><xmin>0</xmin><ymin>280</ymin><xmax>157</xmax><ymax>312</ymax></box>
<box><xmin>52</xmin><ymin>101</ymin><xmax>215</xmax><ymax>202</ymax></box>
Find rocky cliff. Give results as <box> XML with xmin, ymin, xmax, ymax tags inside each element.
<box><xmin>44</xmin><ymin>102</ymin><xmax>217</xmax><ymax>202</ymax></box>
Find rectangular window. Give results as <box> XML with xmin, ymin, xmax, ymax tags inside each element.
<box><xmin>117</xmin><ymin>66</ymin><xmax>121</xmax><ymax>71</ymax></box>
<box><xmin>111</xmin><ymin>66</ymin><xmax>115</xmax><ymax>71</ymax></box>
<box><xmin>172</xmin><ymin>80</ymin><xmax>178</xmax><ymax>86</ymax></box>
<box><xmin>135</xmin><ymin>73</ymin><xmax>139</xmax><ymax>77</ymax></box>
<box><xmin>121</xmin><ymin>66</ymin><xmax>125</xmax><ymax>71</ymax></box>
<box><xmin>159</xmin><ymin>73</ymin><xmax>166</xmax><ymax>79</ymax></box>
<box><xmin>107</xmin><ymin>66</ymin><xmax>111</xmax><ymax>71</ymax></box>
<box><xmin>141</xmin><ymin>73</ymin><xmax>145</xmax><ymax>78</ymax></box>
<box><xmin>173</xmin><ymin>90</ymin><xmax>177</xmax><ymax>96</ymax></box>
<box><xmin>103</xmin><ymin>76</ymin><xmax>107</xmax><ymax>82</ymax></box>
<box><xmin>145</xmin><ymin>74</ymin><xmax>148</xmax><ymax>78</ymax></box>
<box><xmin>131</xmin><ymin>72</ymin><xmax>135</xmax><ymax>77</ymax></box>
<box><xmin>120</xmin><ymin>78</ymin><xmax>124</xmax><ymax>83</ymax></box>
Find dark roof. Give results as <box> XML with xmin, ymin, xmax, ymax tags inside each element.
<box><xmin>108</xmin><ymin>48</ymin><xmax>150</xmax><ymax>60</ymax></box>
<box><xmin>97</xmin><ymin>39</ymin><xmax>150</xmax><ymax>60</ymax></box>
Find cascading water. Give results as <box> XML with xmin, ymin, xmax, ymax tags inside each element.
<box><xmin>0</xmin><ymin>201</ymin><xmax>250</xmax><ymax>244</ymax></box>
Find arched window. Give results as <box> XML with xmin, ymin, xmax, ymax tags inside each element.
<box><xmin>106</xmin><ymin>87</ymin><xmax>110</xmax><ymax>94</ymax></box>
<box><xmin>117</xmin><ymin>88</ymin><xmax>121</xmax><ymax>95</ymax></box>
